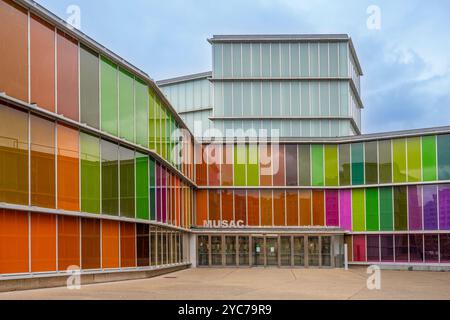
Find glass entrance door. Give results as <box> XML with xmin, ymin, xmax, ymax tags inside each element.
<box><xmin>211</xmin><ymin>236</ymin><xmax>223</xmax><ymax>266</ymax></box>
<box><xmin>308</xmin><ymin>236</ymin><xmax>320</xmax><ymax>267</ymax></box>
<box><xmin>266</xmin><ymin>237</ymin><xmax>278</xmax><ymax>266</ymax></box>
<box><xmin>321</xmin><ymin>236</ymin><xmax>332</xmax><ymax>267</ymax></box>
<box><xmin>225</xmin><ymin>236</ymin><xmax>237</xmax><ymax>266</ymax></box>
<box><xmin>280</xmin><ymin>237</ymin><xmax>292</xmax><ymax>266</ymax></box>
<box><xmin>252</xmin><ymin>237</ymin><xmax>264</xmax><ymax>266</ymax></box>
<box><xmin>238</xmin><ymin>236</ymin><xmax>250</xmax><ymax>266</ymax></box>
<box><xmin>198</xmin><ymin>236</ymin><xmax>209</xmax><ymax>266</ymax></box>
<box><xmin>293</xmin><ymin>237</ymin><xmax>305</xmax><ymax>266</ymax></box>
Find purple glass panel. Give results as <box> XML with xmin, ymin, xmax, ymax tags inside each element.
<box><xmin>440</xmin><ymin>234</ymin><xmax>450</xmax><ymax>263</ymax></box>
<box><xmin>366</xmin><ymin>235</ymin><xmax>380</xmax><ymax>262</ymax></box>
<box><xmin>409</xmin><ymin>234</ymin><xmax>424</xmax><ymax>263</ymax></box>
<box><xmin>395</xmin><ymin>234</ymin><xmax>409</xmax><ymax>262</ymax></box>
<box><xmin>408</xmin><ymin>186</ymin><xmax>422</xmax><ymax>230</ymax></box>
<box><xmin>325</xmin><ymin>190</ymin><xmax>339</xmax><ymax>227</ymax></box>
<box><xmin>380</xmin><ymin>235</ymin><xmax>394</xmax><ymax>262</ymax></box>
<box><xmin>339</xmin><ymin>190</ymin><xmax>351</xmax><ymax>231</ymax></box>
<box><xmin>438</xmin><ymin>185</ymin><xmax>450</xmax><ymax>230</ymax></box>
<box><xmin>161</xmin><ymin>168</ymin><xmax>167</xmax><ymax>223</ymax></box>
<box><xmin>156</xmin><ymin>164</ymin><xmax>161</xmax><ymax>222</ymax></box>
<box><xmin>423</xmin><ymin>185</ymin><xmax>438</xmax><ymax>230</ymax></box>
<box><xmin>424</xmin><ymin>234</ymin><xmax>439</xmax><ymax>262</ymax></box>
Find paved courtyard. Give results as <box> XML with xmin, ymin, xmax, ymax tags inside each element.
<box><xmin>1</xmin><ymin>267</ymin><xmax>450</xmax><ymax>300</ymax></box>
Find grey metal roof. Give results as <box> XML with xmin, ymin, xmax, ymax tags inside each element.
<box><xmin>157</xmin><ymin>71</ymin><xmax>212</xmax><ymax>86</ymax></box>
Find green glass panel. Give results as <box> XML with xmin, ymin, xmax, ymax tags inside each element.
<box><xmin>437</xmin><ymin>134</ymin><xmax>450</xmax><ymax>180</ymax></box>
<box><xmin>298</xmin><ymin>145</ymin><xmax>311</xmax><ymax>186</ymax></box>
<box><xmin>378</xmin><ymin>140</ymin><xmax>392</xmax><ymax>184</ymax></box>
<box><xmin>407</xmin><ymin>137</ymin><xmax>421</xmax><ymax>182</ymax></box>
<box><xmin>234</xmin><ymin>144</ymin><xmax>246</xmax><ymax>186</ymax></box>
<box><xmin>394</xmin><ymin>186</ymin><xmax>407</xmax><ymax>231</ymax></box>
<box><xmin>119</xmin><ymin>67</ymin><xmax>135</xmax><ymax>143</ymax></box>
<box><xmin>149</xmin><ymin>159</ymin><xmax>156</xmax><ymax>220</ymax></box>
<box><xmin>135</xmin><ymin>79</ymin><xmax>149</xmax><ymax>148</ymax></box>
<box><xmin>247</xmin><ymin>144</ymin><xmax>259</xmax><ymax>186</ymax></box>
<box><xmin>311</xmin><ymin>145</ymin><xmax>324</xmax><ymax>186</ymax></box>
<box><xmin>101</xmin><ymin>139</ymin><xmax>118</xmax><ymax>216</ymax></box>
<box><xmin>161</xmin><ymin>105</ymin><xmax>166</xmax><ymax>160</ymax></box>
<box><xmin>100</xmin><ymin>56</ymin><xmax>118</xmax><ymax>136</ymax></box>
<box><xmin>80</xmin><ymin>133</ymin><xmax>100</xmax><ymax>214</ymax></box>
<box><xmin>339</xmin><ymin>144</ymin><xmax>351</xmax><ymax>186</ymax></box>
<box><xmin>422</xmin><ymin>135</ymin><xmax>437</xmax><ymax>181</ymax></box>
<box><xmin>136</xmin><ymin>152</ymin><xmax>149</xmax><ymax>220</ymax></box>
<box><xmin>324</xmin><ymin>145</ymin><xmax>338</xmax><ymax>186</ymax></box>
<box><xmin>352</xmin><ymin>189</ymin><xmax>365</xmax><ymax>231</ymax></box>
<box><xmin>393</xmin><ymin>138</ymin><xmax>407</xmax><ymax>183</ymax></box>
<box><xmin>365</xmin><ymin>141</ymin><xmax>378</xmax><ymax>184</ymax></box>
<box><xmin>148</xmin><ymin>89</ymin><xmax>156</xmax><ymax>150</ymax></box>
<box><xmin>365</xmin><ymin>188</ymin><xmax>379</xmax><ymax>231</ymax></box>
<box><xmin>379</xmin><ymin>187</ymin><xmax>393</xmax><ymax>231</ymax></box>
<box><xmin>351</xmin><ymin>143</ymin><xmax>364</xmax><ymax>185</ymax></box>
<box><xmin>120</xmin><ymin>146</ymin><xmax>135</xmax><ymax>218</ymax></box>
<box><xmin>155</xmin><ymin>96</ymin><xmax>161</xmax><ymax>155</ymax></box>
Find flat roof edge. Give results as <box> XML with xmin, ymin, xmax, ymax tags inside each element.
<box><xmin>208</xmin><ymin>34</ymin><xmax>350</xmax><ymax>43</ymax></box>
<box><xmin>157</xmin><ymin>71</ymin><xmax>212</xmax><ymax>86</ymax></box>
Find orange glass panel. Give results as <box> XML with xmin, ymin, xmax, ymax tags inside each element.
<box><xmin>57</xmin><ymin>124</ymin><xmax>79</xmax><ymax>211</ymax></box>
<box><xmin>57</xmin><ymin>30</ymin><xmax>79</xmax><ymax>121</ymax></box>
<box><xmin>221</xmin><ymin>190</ymin><xmax>234</xmax><ymax>222</ymax></box>
<box><xmin>299</xmin><ymin>190</ymin><xmax>312</xmax><ymax>226</ymax></box>
<box><xmin>196</xmin><ymin>190</ymin><xmax>207</xmax><ymax>226</ymax></box>
<box><xmin>273</xmin><ymin>190</ymin><xmax>286</xmax><ymax>226</ymax></box>
<box><xmin>235</xmin><ymin>190</ymin><xmax>247</xmax><ymax>224</ymax></box>
<box><xmin>261</xmin><ymin>190</ymin><xmax>273</xmax><ymax>226</ymax></box>
<box><xmin>0</xmin><ymin>209</ymin><xmax>29</xmax><ymax>274</ymax></box>
<box><xmin>0</xmin><ymin>0</ymin><xmax>28</xmax><ymax>102</ymax></box>
<box><xmin>120</xmin><ymin>222</ymin><xmax>136</xmax><ymax>268</ymax></box>
<box><xmin>31</xmin><ymin>115</ymin><xmax>55</xmax><ymax>208</ymax></box>
<box><xmin>0</xmin><ymin>104</ymin><xmax>29</xmax><ymax>205</ymax></box>
<box><xmin>57</xmin><ymin>215</ymin><xmax>80</xmax><ymax>271</ymax></box>
<box><xmin>207</xmin><ymin>144</ymin><xmax>221</xmax><ymax>186</ymax></box>
<box><xmin>31</xmin><ymin>213</ymin><xmax>56</xmax><ymax>272</ymax></box>
<box><xmin>30</xmin><ymin>14</ymin><xmax>55</xmax><ymax>112</ymax></box>
<box><xmin>81</xmin><ymin>218</ymin><xmax>100</xmax><ymax>269</ymax></box>
<box><xmin>247</xmin><ymin>190</ymin><xmax>260</xmax><ymax>226</ymax></box>
<box><xmin>273</xmin><ymin>145</ymin><xmax>285</xmax><ymax>186</ymax></box>
<box><xmin>312</xmin><ymin>190</ymin><xmax>325</xmax><ymax>226</ymax></box>
<box><xmin>175</xmin><ymin>178</ymin><xmax>180</xmax><ymax>227</ymax></box>
<box><xmin>195</xmin><ymin>145</ymin><xmax>207</xmax><ymax>185</ymax></box>
<box><xmin>286</xmin><ymin>190</ymin><xmax>299</xmax><ymax>226</ymax></box>
<box><xmin>260</xmin><ymin>144</ymin><xmax>272</xmax><ymax>186</ymax></box>
<box><xmin>221</xmin><ymin>144</ymin><xmax>233</xmax><ymax>186</ymax></box>
<box><xmin>209</xmin><ymin>190</ymin><xmax>221</xmax><ymax>221</ymax></box>
<box><xmin>101</xmin><ymin>220</ymin><xmax>119</xmax><ymax>269</ymax></box>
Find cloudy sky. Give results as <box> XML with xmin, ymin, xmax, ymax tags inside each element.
<box><xmin>36</xmin><ymin>0</ymin><xmax>450</xmax><ymax>134</ymax></box>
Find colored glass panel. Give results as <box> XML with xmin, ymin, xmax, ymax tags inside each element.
<box><xmin>31</xmin><ymin>115</ymin><xmax>55</xmax><ymax>208</ymax></box>
<box><xmin>424</xmin><ymin>234</ymin><xmax>439</xmax><ymax>262</ymax></box>
<box><xmin>440</xmin><ymin>234</ymin><xmax>450</xmax><ymax>263</ymax></box>
<box><xmin>298</xmin><ymin>145</ymin><xmax>311</xmax><ymax>186</ymax></box>
<box><xmin>149</xmin><ymin>159</ymin><xmax>156</xmax><ymax>220</ymax></box>
<box><xmin>311</xmin><ymin>145</ymin><xmax>324</xmax><ymax>186</ymax></box>
<box><xmin>101</xmin><ymin>140</ymin><xmax>119</xmax><ymax>216</ymax></box>
<box><xmin>57</xmin><ymin>215</ymin><xmax>80</xmax><ymax>271</ymax></box>
<box><xmin>195</xmin><ymin>145</ymin><xmax>207</xmax><ymax>185</ymax></box>
<box><xmin>353</xmin><ymin>235</ymin><xmax>366</xmax><ymax>262</ymax></box>
<box><xmin>378</xmin><ymin>139</ymin><xmax>392</xmax><ymax>184</ymax></box>
<box><xmin>209</xmin><ymin>190</ymin><xmax>220</xmax><ymax>221</ymax></box>
<box><xmin>438</xmin><ymin>185</ymin><xmax>450</xmax><ymax>230</ymax></box>
<box><xmin>393</xmin><ymin>138</ymin><xmax>407</xmax><ymax>183</ymax></box>
<box><xmin>57</xmin><ymin>31</ymin><xmax>79</xmax><ymax>121</ymax></box>
<box><xmin>120</xmin><ymin>147</ymin><xmax>135</xmax><ymax>218</ymax></box>
<box><xmin>57</xmin><ymin>124</ymin><xmax>79</xmax><ymax>211</ymax></box>
<box><xmin>234</xmin><ymin>144</ymin><xmax>246</xmax><ymax>186</ymax></box>
<box><xmin>273</xmin><ymin>145</ymin><xmax>285</xmax><ymax>186</ymax></box>
<box><xmin>395</xmin><ymin>234</ymin><xmax>409</xmax><ymax>262</ymax></box>
<box><xmin>339</xmin><ymin>190</ymin><xmax>352</xmax><ymax>231</ymax></box>
<box><xmin>325</xmin><ymin>145</ymin><xmax>338</xmax><ymax>186</ymax></box>
<box><xmin>339</xmin><ymin>144</ymin><xmax>351</xmax><ymax>186</ymax></box>
<box><xmin>136</xmin><ymin>153</ymin><xmax>149</xmax><ymax>220</ymax></box>
<box><xmin>30</xmin><ymin>14</ymin><xmax>55</xmax><ymax>112</ymax></box>
<box><xmin>273</xmin><ymin>190</ymin><xmax>286</xmax><ymax>226</ymax></box>
<box><xmin>312</xmin><ymin>190</ymin><xmax>324</xmax><ymax>226</ymax></box>
<box><xmin>119</xmin><ymin>67</ymin><xmax>135</xmax><ymax>142</ymax></box>
<box><xmin>101</xmin><ymin>220</ymin><xmax>119</xmax><ymax>269</ymax></box>
<box><xmin>248</xmin><ymin>190</ymin><xmax>260</xmax><ymax>226</ymax></box>
<box><xmin>380</xmin><ymin>235</ymin><xmax>394</xmax><ymax>262</ymax></box>
<box><xmin>365</xmin><ymin>141</ymin><xmax>378</xmax><ymax>185</ymax></box>
<box><xmin>81</xmin><ymin>218</ymin><xmax>100</xmax><ymax>269</ymax></box>
<box><xmin>135</xmin><ymin>79</ymin><xmax>149</xmax><ymax>148</ymax></box>
<box><xmin>148</xmin><ymin>89</ymin><xmax>156</xmax><ymax>150</ymax></box>
<box><xmin>120</xmin><ymin>222</ymin><xmax>136</xmax><ymax>268</ymax></box>
<box><xmin>196</xmin><ymin>190</ymin><xmax>208</xmax><ymax>226</ymax></box>
<box><xmin>285</xmin><ymin>145</ymin><xmax>298</xmax><ymax>186</ymax></box>
<box><xmin>0</xmin><ymin>105</ymin><xmax>29</xmax><ymax>205</ymax></box>
<box><xmin>100</xmin><ymin>56</ymin><xmax>118</xmax><ymax>136</ymax></box>
<box><xmin>325</xmin><ymin>190</ymin><xmax>339</xmax><ymax>227</ymax></box>
<box><xmin>0</xmin><ymin>209</ymin><xmax>29</xmax><ymax>274</ymax></box>
<box><xmin>221</xmin><ymin>144</ymin><xmax>233</xmax><ymax>186</ymax></box>
<box><xmin>260</xmin><ymin>144</ymin><xmax>272</xmax><ymax>186</ymax></box>
<box><xmin>379</xmin><ymin>187</ymin><xmax>393</xmax><ymax>231</ymax></box>
<box><xmin>137</xmin><ymin>224</ymin><xmax>150</xmax><ymax>267</ymax></box>
<box><xmin>394</xmin><ymin>186</ymin><xmax>408</xmax><ymax>231</ymax></box>
<box><xmin>0</xmin><ymin>0</ymin><xmax>28</xmax><ymax>102</ymax></box>
<box><xmin>80</xmin><ymin>44</ymin><xmax>100</xmax><ymax>129</ymax></box>
<box><xmin>221</xmin><ymin>190</ymin><xmax>234</xmax><ymax>222</ymax></box>
<box><xmin>422</xmin><ymin>136</ymin><xmax>437</xmax><ymax>181</ymax></box>
<box><xmin>80</xmin><ymin>133</ymin><xmax>100</xmax><ymax>214</ymax></box>
<box><xmin>247</xmin><ymin>144</ymin><xmax>259</xmax><ymax>186</ymax></box>
<box><xmin>408</xmin><ymin>186</ymin><xmax>423</xmax><ymax>230</ymax></box>
<box><xmin>409</xmin><ymin>234</ymin><xmax>424</xmax><ymax>262</ymax></box>
<box><xmin>367</xmin><ymin>235</ymin><xmax>380</xmax><ymax>262</ymax></box>
<box><xmin>31</xmin><ymin>213</ymin><xmax>56</xmax><ymax>272</ymax></box>
<box><xmin>235</xmin><ymin>190</ymin><xmax>247</xmax><ymax>224</ymax></box>
<box><xmin>352</xmin><ymin>189</ymin><xmax>365</xmax><ymax>231</ymax></box>
<box><xmin>299</xmin><ymin>190</ymin><xmax>311</xmax><ymax>226</ymax></box>
<box><xmin>286</xmin><ymin>190</ymin><xmax>299</xmax><ymax>226</ymax></box>
<box><xmin>423</xmin><ymin>185</ymin><xmax>438</xmax><ymax>230</ymax></box>
<box><xmin>437</xmin><ymin>135</ymin><xmax>450</xmax><ymax>180</ymax></box>
<box><xmin>407</xmin><ymin>137</ymin><xmax>421</xmax><ymax>182</ymax></box>
<box><xmin>365</xmin><ymin>188</ymin><xmax>379</xmax><ymax>231</ymax></box>
<box><xmin>207</xmin><ymin>144</ymin><xmax>221</xmax><ymax>186</ymax></box>
<box><xmin>351</xmin><ymin>143</ymin><xmax>364</xmax><ymax>185</ymax></box>
<box><xmin>261</xmin><ymin>190</ymin><xmax>273</xmax><ymax>226</ymax></box>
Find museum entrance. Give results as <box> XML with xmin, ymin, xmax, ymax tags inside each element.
<box><xmin>196</xmin><ymin>234</ymin><xmax>344</xmax><ymax>268</ymax></box>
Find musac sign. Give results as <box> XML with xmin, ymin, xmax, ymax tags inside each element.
<box><xmin>203</xmin><ymin>220</ymin><xmax>245</xmax><ymax>228</ymax></box>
